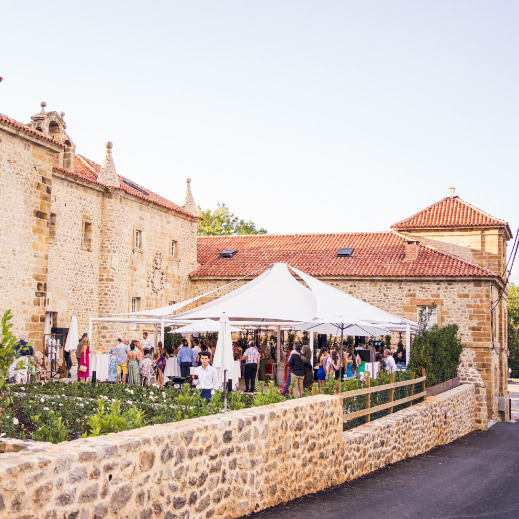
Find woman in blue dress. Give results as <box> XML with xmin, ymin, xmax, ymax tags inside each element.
<box><xmin>316</xmin><ymin>347</ymin><xmax>329</xmax><ymax>390</ymax></box>
<box><xmin>108</xmin><ymin>342</ymin><xmax>117</xmax><ymax>382</ymax></box>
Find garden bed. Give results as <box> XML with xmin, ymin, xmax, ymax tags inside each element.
<box><xmin>0</xmin><ymin>371</ymin><xmax>416</xmax><ymax>443</ymax></box>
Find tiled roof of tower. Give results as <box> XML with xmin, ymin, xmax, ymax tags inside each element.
<box><xmin>192</xmin><ymin>232</ymin><xmax>497</xmax><ymax>278</ymax></box>
<box><xmin>391</xmin><ymin>196</ymin><xmax>512</xmax><ymax>235</ymax></box>
<box><xmin>0</xmin><ymin>113</ymin><xmax>65</xmax><ymax>147</ymax></box>
<box><xmin>53</xmin><ymin>155</ymin><xmax>199</xmax><ymax>219</ymax></box>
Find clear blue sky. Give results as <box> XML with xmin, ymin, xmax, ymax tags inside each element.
<box><xmin>1</xmin><ymin>1</ymin><xmax>518</xmax><ymax>281</ymax></box>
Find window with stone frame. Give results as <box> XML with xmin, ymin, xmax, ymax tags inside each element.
<box><xmin>170</xmin><ymin>239</ymin><xmax>178</xmax><ymax>258</ymax></box>
<box><xmin>81</xmin><ymin>219</ymin><xmax>93</xmax><ymax>251</ymax></box>
<box><xmin>134</xmin><ymin>229</ymin><xmax>143</xmax><ymax>250</ymax></box>
<box><xmin>130</xmin><ymin>297</ymin><xmax>141</xmax><ymax>330</ymax></box>
<box><xmin>417</xmin><ymin>305</ymin><xmax>438</xmax><ymax>329</ymax></box>
<box><xmin>49</xmin><ymin>213</ymin><xmax>57</xmax><ymax>244</ymax></box>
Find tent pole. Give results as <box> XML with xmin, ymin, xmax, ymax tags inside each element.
<box><xmin>160</xmin><ymin>318</ymin><xmax>165</xmax><ymax>346</ymax></box>
<box><xmin>276</xmin><ymin>326</ymin><xmax>283</xmax><ymax>386</ymax></box>
<box><xmin>309</xmin><ymin>331</ymin><xmax>314</xmax><ymax>367</ymax></box>
<box><xmin>340</xmin><ymin>328</ymin><xmax>344</xmax><ymax>380</ymax></box>
<box><xmin>405</xmin><ymin>324</ymin><xmax>411</xmax><ymax>366</ymax></box>
<box><xmin>154</xmin><ymin>324</ymin><xmax>158</xmax><ymax>353</ymax></box>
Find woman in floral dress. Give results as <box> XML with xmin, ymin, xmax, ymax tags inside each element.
<box><xmin>127</xmin><ymin>343</ymin><xmax>140</xmax><ymax>385</ymax></box>
<box><xmin>108</xmin><ymin>341</ymin><xmax>118</xmax><ymax>382</ymax></box>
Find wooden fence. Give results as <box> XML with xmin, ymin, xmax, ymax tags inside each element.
<box><xmin>338</xmin><ymin>369</ymin><xmax>427</xmax><ymax>423</ymax></box>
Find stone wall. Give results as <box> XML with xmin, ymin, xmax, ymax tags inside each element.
<box><xmin>47</xmin><ymin>172</ymin><xmax>104</xmax><ymax>342</ymax></box>
<box><xmin>458</xmin><ymin>349</ymin><xmax>488</xmax><ymax>430</ymax></box>
<box><xmin>0</xmin><ymin>123</ymin><xmax>62</xmax><ymax>353</ymax></box>
<box><xmin>44</xmin><ymin>171</ymin><xmax>198</xmax><ymax>352</ymax></box>
<box><xmin>189</xmin><ymin>275</ymin><xmax>507</xmax><ymax>420</ymax></box>
<box><xmin>0</xmin><ymin>384</ymin><xmax>475</xmax><ymax>518</ymax></box>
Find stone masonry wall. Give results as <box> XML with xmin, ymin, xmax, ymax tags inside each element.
<box><xmin>0</xmin><ymin>384</ymin><xmax>474</xmax><ymax>518</ymax></box>
<box><xmin>188</xmin><ymin>276</ymin><xmax>507</xmax><ymax>421</ymax></box>
<box><xmin>46</xmin><ymin>173</ymin><xmax>104</xmax><ymax>342</ymax></box>
<box><xmin>43</xmin><ymin>170</ymin><xmax>198</xmax><ymax>352</ymax></box>
<box><xmin>0</xmin><ymin>125</ymin><xmax>62</xmax><ymax>353</ymax></box>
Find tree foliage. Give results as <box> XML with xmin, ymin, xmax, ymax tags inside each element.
<box><xmin>407</xmin><ymin>323</ymin><xmax>464</xmax><ymax>387</ymax></box>
<box><xmin>508</xmin><ymin>284</ymin><xmax>519</xmax><ymax>376</ymax></box>
<box><xmin>197</xmin><ymin>203</ymin><xmax>267</xmax><ymax>236</ymax></box>
<box><xmin>0</xmin><ymin>309</ymin><xmax>29</xmax><ymax>404</ymax></box>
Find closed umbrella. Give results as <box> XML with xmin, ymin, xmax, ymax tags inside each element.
<box><xmin>212</xmin><ymin>313</ymin><xmax>235</xmax><ymax>411</ymax></box>
<box><xmin>65</xmin><ymin>315</ymin><xmax>79</xmax><ymax>352</ymax></box>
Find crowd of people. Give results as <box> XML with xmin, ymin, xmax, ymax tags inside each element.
<box><xmin>9</xmin><ymin>328</ymin><xmax>407</xmax><ymax>404</ymax></box>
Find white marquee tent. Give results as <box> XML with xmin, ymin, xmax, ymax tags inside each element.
<box><xmin>89</xmin><ymin>263</ymin><xmax>418</xmax><ymax>382</ymax></box>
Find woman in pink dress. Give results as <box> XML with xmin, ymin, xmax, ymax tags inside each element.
<box><xmin>78</xmin><ymin>339</ymin><xmax>90</xmax><ymax>382</ymax></box>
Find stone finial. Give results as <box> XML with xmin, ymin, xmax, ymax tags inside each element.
<box><xmin>60</xmin><ymin>111</ymin><xmax>65</xmax><ymax>118</ymax></box>
<box><xmin>96</xmin><ymin>141</ymin><xmax>119</xmax><ymax>187</ymax></box>
<box><xmin>182</xmin><ymin>177</ymin><xmax>196</xmax><ymax>214</ymax></box>
<box><xmin>31</xmin><ymin>101</ymin><xmax>47</xmax><ymax>122</ymax></box>
<box><xmin>449</xmin><ymin>186</ymin><xmax>456</xmax><ymax>198</ymax></box>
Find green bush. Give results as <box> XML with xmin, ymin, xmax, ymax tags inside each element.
<box><xmin>408</xmin><ymin>324</ymin><xmax>464</xmax><ymax>387</ymax></box>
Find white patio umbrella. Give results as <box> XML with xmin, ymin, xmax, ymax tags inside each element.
<box><xmin>212</xmin><ymin>313</ymin><xmax>235</xmax><ymax>411</ymax></box>
<box><xmin>294</xmin><ymin>317</ymin><xmax>391</xmax><ymax>378</ymax></box>
<box><xmin>65</xmin><ymin>315</ymin><xmax>79</xmax><ymax>353</ymax></box>
<box><xmin>168</xmin><ymin>319</ymin><xmax>242</xmax><ymax>334</ymax></box>
<box><xmin>293</xmin><ymin>318</ymin><xmax>391</xmax><ymax>337</ymax></box>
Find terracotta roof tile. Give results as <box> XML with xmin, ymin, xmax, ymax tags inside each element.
<box><xmin>53</xmin><ymin>155</ymin><xmax>199</xmax><ymax>219</ymax></box>
<box><xmin>193</xmin><ymin>232</ymin><xmax>497</xmax><ymax>278</ymax></box>
<box><xmin>0</xmin><ymin>113</ymin><xmax>65</xmax><ymax>148</ymax></box>
<box><xmin>391</xmin><ymin>196</ymin><xmax>511</xmax><ymax>235</ymax></box>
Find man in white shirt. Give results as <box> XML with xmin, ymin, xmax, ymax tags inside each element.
<box><xmin>384</xmin><ymin>349</ymin><xmax>397</xmax><ymax>374</ymax></box>
<box><xmin>141</xmin><ymin>332</ymin><xmax>152</xmax><ymax>355</ymax></box>
<box><xmin>193</xmin><ymin>351</ymin><xmax>219</xmax><ymax>403</ymax></box>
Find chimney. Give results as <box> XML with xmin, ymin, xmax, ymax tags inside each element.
<box><xmin>449</xmin><ymin>186</ymin><xmax>456</xmax><ymax>197</ymax></box>
<box><xmin>404</xmin><ymin>239</ymin><xmax>420</xmax><ymax>262</ymax></box>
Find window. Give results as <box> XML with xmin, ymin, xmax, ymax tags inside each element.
<box><xmin>417</xmin><ymin>305</ymin><xmax>437</xmax><ymax>329</ymax></box>
<box><xmin>134</xmin><ymin>230</ymin><xmax>142</xmax><ymax>250</ymax></box>
<box><xmin>130</xmin><ymin>297</ymin><xmax>141</xmax><ymax>330</ymax></box>
<box><xmin>171</xmin><ymin>239</ymin><xmax>177</xmax><ymax>258</ymax></box>
<box><xmin>49</xmin><ymin>213</ymin><xmax>57</xmax><ymax>244</ymax></box>
<box><xmin>82</xmin><ymin>220</ymin><xmax>93</xmax><ymax>251</ymax></box>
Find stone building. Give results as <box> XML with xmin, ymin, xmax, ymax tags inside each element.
<box><xmin>0</xmin><ymin>104</ymin><xmax>199</xmax><ymax>352</ymax></box>
<box><xmin>190</xmin><ymin>195</ymin><xmax>512</xmax><ymax>421</ymax></box>
<box><xmin>0</xmin><ymin>103</ymin><xmax>512</xmax><ymax>421</ymax></box>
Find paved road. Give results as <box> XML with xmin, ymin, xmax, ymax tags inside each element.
<box><xmin>246</xmin><ymin>383</ymin><xmax>519</xmax><ymax>519</ymax></box>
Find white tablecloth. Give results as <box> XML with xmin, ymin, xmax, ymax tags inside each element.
<box><xmin>217</xmin><ymin>361</ymin><xmax>242</xmax><ymax>390</ymax></box>
<box><xmin>90</xmin><ymin>354</ymin><xmax>111</xmax><ymax>382</ymax></box>
<box><xmin>164</xmin><ymin>357</ymin><xmax>181</xmax><ymax>379</ymax></box>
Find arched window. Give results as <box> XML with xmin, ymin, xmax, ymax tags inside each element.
<box><xmin>49</xmin><ymin>121</ymin><xmax>60</xmax><ymax>137</ymax></box>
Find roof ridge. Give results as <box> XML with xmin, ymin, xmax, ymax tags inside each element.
<box><xmin>391</xmin><ymin>197</ymin><xmax>450</xmax><ymax>228</ymax></box>
<box><xmin>391</xmin><ymin>195</ymin><xmax>509</xmax><ymax>230</ymax></box>
<box><xmin>455</xmin><ymin>197</ymin><xmax>508</xmax><ymax>226</ymax></box>
<box><xmin>73</xmin><ymin>154</ymin><xmax>199</xmax><ymax>219</ymax></box>
<box><xmin>198</xmin><ymin>230</ymin><xmax>393</xmax><ymax>239</ymax></box>
<box><xmin>390</xmin><ymin>230</ymin><xmax>498</xmax><ymax>277</ymax></box>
